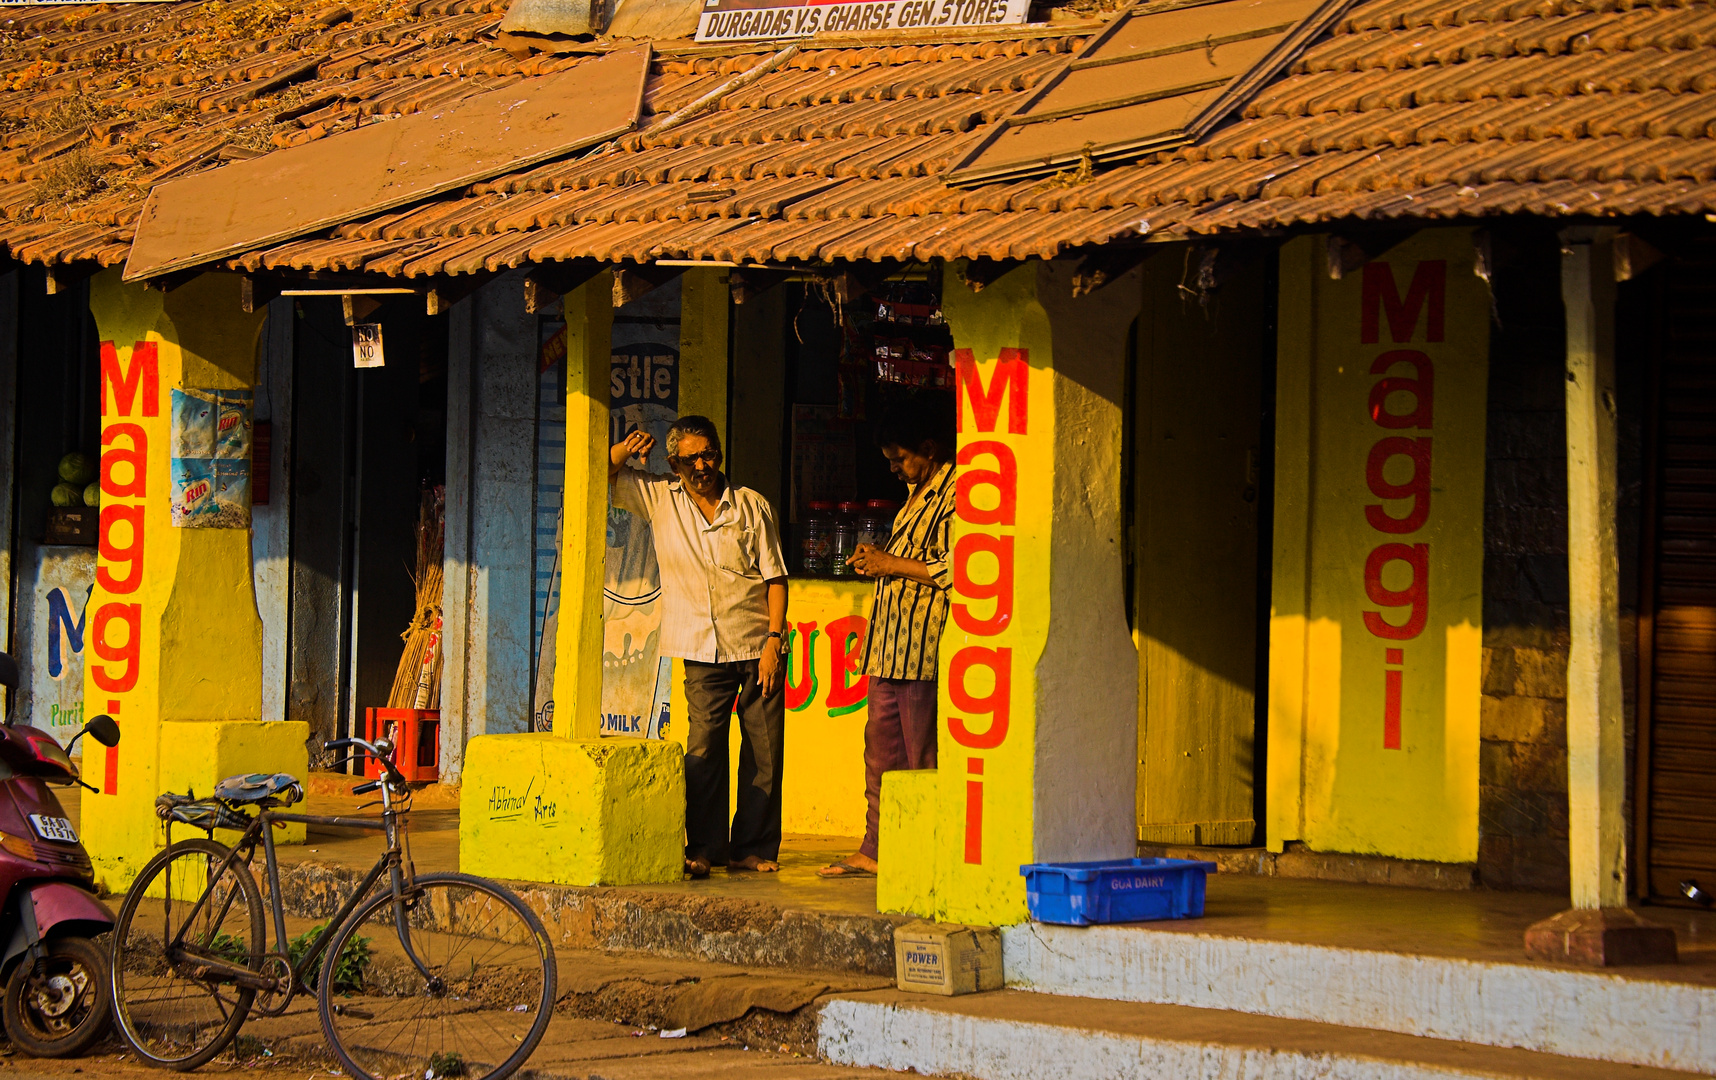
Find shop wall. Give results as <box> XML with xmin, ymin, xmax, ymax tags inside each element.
<box><xmin>1476</xmin><ymin>228</ymin><xmax>1645</xmax><ymax>890</ymax></box>
<box><xmin>1131</xmin><ymin>249</ymin><xmax>1270</xmax><ymax>847</ymax></box>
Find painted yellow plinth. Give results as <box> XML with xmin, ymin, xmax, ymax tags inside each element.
<box><xmin>157</xmin><ymin>720</ymin><xmax>310</xmax><ymax>846</ymax></box>
<box><xmin>459</xmin><ymin>733</ymin><xmax>684</xmax><ymax>886</ymax></box>
<box><xmin>877</xmin><ymin>769</ymin><xmax>938</xmax><ymax>915</ymax></box>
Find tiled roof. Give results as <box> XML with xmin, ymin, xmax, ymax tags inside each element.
<box><xmin>0</xmin><ymin>0</ymin><xmax>1712</xmax><ymax>276</ymax></box>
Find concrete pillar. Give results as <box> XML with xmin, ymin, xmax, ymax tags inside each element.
<box><xmin>440</xmin><ymin>271</ymin><xmax>539</xmax><ymax>778</ymax></box>
<box><xmin>460</xmin><ymin>269</ymin><xmax>683</xmax><ymax>887</ymax></box>
<box><xmin>1524</xmin><ymin>229</ymin><xmax>1674</xmax><ymax>965</ymax></box>
<box><xmin>252</xmin><ymin>296</ymin><xmax>293</xmax><ymax>722</ymax></box>
<box><xmin>881</xmin><ymin>259</ymin><xmax>1140</xmax><ymax>926</ymax></box>
<box><xmin>81</xmin><ymin>271</ymin><xmax>307</xmax><ymax>889</ymax></box>
<box><xmin>679</xmin><ymin>268</ymin><xmax>730</xmax><ymax>448</ymax></box>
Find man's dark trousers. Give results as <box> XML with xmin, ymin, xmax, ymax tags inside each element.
<box><xmin>682</xmin><ymin>658</ymin><xmax>785</xmax><ymax>864</ymax></box>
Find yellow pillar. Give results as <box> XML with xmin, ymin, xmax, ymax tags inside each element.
<box><xmin>81</xmin><ymin>271</ymin><xmax>307</xmax><ymax>891</ymax></box>
<box><xmin>556</xmin><ymin>273</ymin><xmax>613</xmax><ymax>742</ymax></box>
<box><xmin>881</xmin><ymin>259</ymin><xmax>1140</xmax><ymax>926</ymax></box>
<box><xmin>1266</xmin><ymin>229</ymin><xmax>1488</xmax><ymax>865</ymax></box>
<box><xmin>460</xmin><ymin>271</ymin><xmax>684</xmax><ymax>886</ymax></box>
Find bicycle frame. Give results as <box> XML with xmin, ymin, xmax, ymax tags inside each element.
<box><xmin>161</xmin><ymin>767</ymin><xmax>433</xmax><ymax>1009</ymax></box>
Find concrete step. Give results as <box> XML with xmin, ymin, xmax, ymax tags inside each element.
<box><xmin>271</xmin><ymin>857</ymin><xmax>906</xmax><ymax>976</ymax></box>
<box><xmin>817</xmin><ymin>989</ymin><xmax>1711</xmax><ymax>1080</ymax></box>
<box><xmin>1001</xmin><ymin>921</ymin><xmax>1716</xmax><ymax>1073</ymax></box>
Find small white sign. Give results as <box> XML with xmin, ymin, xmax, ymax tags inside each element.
<box><xmin>352</xmin><ymin>323</ymin><xmax>385</xmax><ymax>368</ymax></box>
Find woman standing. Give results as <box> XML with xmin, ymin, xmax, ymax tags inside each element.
<box><xmin>820</xmin><ymin>393</ymin><xmax>958</xmax><ymax>879</ymax></box>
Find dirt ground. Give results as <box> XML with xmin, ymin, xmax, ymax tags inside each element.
<box><xmin>0</xmin><ymin>1008</ymin><xmax>892</xmax><ymax>1080</ymax></box>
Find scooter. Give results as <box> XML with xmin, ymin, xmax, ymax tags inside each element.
<box><xmin>0</xmin><ymin>650</ymin><xmax>121</xmax><ymax>1056</ymax></box>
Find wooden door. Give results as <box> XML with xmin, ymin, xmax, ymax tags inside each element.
<box><xmin>1638</xmin><ymin>244</ymin><xmax>1716</xmax><ymax>901</ymax></box>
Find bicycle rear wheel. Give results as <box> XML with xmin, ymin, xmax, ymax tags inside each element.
<box><xmin>318</xmin><ymin>872</ymin><xmax>556</xmax><ymax>1080</ymax></box>
<box><xmin>110</xmin><ymin>838</ymin><xmax>265</xmax><ymax>1070</ymax></box>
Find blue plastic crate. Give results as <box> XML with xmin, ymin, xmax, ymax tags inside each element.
<box><xmin>1019</xmin><ymin>858</ymin><xmax>1218</xmax><ymax>925</ymax></box>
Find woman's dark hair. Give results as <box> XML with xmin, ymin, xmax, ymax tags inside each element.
<box><xmin>874</xmin><ymin>390</ymin><xmax>955</xmax><ymax>458</ymax></box>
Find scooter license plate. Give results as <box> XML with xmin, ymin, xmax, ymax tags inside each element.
<box><xmin>28</xmin><ymin>814</ymin><xmax>78</xmax><ymax>844</ymax></box>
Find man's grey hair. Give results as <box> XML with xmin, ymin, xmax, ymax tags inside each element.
<box><xmin>665</xmin><ymin>415</ymin><xmax>721</xmax><ymax>458</ymax></box>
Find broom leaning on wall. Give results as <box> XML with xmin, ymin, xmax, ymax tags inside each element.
<box><xmin>389</xmin><ymin>485</ymin><xmax>447</xmax><ymax>711</ymax></box>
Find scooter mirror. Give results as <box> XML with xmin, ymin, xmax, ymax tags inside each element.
<box><xmin>84</xmin><ymin>714</ymin><xmax>120</xmax><ymax>747</ymax></box>
<box><xmin>0</xmin><ymin>652</ymin><xmax>16</xmax><ymax>691</ymax></box>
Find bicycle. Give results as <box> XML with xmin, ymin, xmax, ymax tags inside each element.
<box><xmin>108</xmin><ymin>736</ymin><xmax>557</xmax><ymax>1079</ymax></box>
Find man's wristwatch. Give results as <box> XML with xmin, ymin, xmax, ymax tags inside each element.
<box><xmin>766</xmin><ymin>631</ymin><xmax>784</xmax><ymax>649</ymax></box>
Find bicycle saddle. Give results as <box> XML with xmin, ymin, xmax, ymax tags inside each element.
<box><xmin>213</xmin><ymin>772</ymin><xmax>303</xmax><ymax>805</ymax></box>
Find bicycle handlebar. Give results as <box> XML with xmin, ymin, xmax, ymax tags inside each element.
<box><xmin>323</xmin><ymin>737</ymin><xmax>408</xmax><ymax>787</ymax></box>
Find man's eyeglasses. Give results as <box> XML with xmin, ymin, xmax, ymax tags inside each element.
<box><xmin>672</xmin><ymin>450</ymin><xmax>721</xmax><ymax>466</ymax></box>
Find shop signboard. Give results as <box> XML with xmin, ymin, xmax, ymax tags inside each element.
<box><xmin>15</xmin><ymin>547</ymin><xmax>96</xmax><ymax>748</ymax></box>
<box><xmin>601</xmin><ymin>286</ymin><xmax>683</xmax><ymax>740</ymax></box>
<box><xmin>695</xmin><ymin>0</ymin><xmax>1029</xmax><ymax>43</ymax></box>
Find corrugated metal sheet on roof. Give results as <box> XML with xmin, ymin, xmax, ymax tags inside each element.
<box><xmin>0</xmin><ymin>0</ymin><xmax>1709</xmax><ymax>277</ymax></box>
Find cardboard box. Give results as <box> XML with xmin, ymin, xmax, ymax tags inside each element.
<box><xmin>893</xmin><ymin>920</ymin><xmax>1003</xmax><ymax>996</ymax></box>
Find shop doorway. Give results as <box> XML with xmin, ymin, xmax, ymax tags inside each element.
<box><xmin>287</xmin><ymin>298</ymin><xmax>447</xmax><ymax>755</ymax></box>
<box><xmin>1637</xmin><ymin>240</ymin><xmax>1716</xmax><ymax>902</ymax></box>
<box><xmin>1127</xmin><ymin>248</ymin><xmax>1275</xmax><ymax>847</ymax></box>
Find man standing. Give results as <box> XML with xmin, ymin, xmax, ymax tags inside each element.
<box><xmin>609</xmin><ymin>417</ymin><xmax>789</xmax><ymax>877</ymax></box>
<box><xmin>820</xmin><ymin>394</ymin><xmax>957</xmax><ymax>879</ymax></box>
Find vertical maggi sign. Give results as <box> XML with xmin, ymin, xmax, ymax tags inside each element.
<box><xmin>91</xmin><ymin>340</ymin><xmax>160</xmax><ymax>795</ymax></box>
<box><xmin>941</xmin><ymin>346</ymin><xmax>1035</xmax><ymax>922</ymax></box>
<box><xmin>1271</xmin><ymin>228</ymin><xmax>1487</xmax><ymax>864</ymax></box>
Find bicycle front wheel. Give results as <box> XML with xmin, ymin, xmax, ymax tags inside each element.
<box><xmin>110</xmin><ymin>838</ymin><xmax>265</xmax><ymax>1070</ymax></box>
<box><xmin>318</xmin><ymin>872</ymin><xmax>557</xmax><ymax>1080</ymax></box>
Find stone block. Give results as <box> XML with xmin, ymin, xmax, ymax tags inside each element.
<box><xmin>877</xmin><ymin>769</ymin><xmax>938</xmax><ymax>917</ymax></box>
<box><xmin>1512</xmin><ymin>739</ymin><xmax>1568</xmax><ymax>793</ymax></box>
<box><xmin>1481</xmin><ymin>648</ymin><xmax>1517</xmax><ymax>696</ymax></box>
<box><xmin>1480</xmin><ymin>695</ymin><xmax>1555</xmax><ymax>743</ymax></box>
<box><xmin>459</xmin><ymin>733</ymin><xmax>684</xmax><ymax>886</ymax></box>
<box><xmin>1479</xmin><ymin>739</ymin><xmax>1514</xmax><ymax>787</ymax></box>
<box><xmin>159</xmin><ymin>720</ymin><xmax>310</xmax><ymax>846</ymax></box>
<box><xmin>1512</xmin><ymin>647</ymin><xmax>1568</xmax><ymax>700</ymax></box>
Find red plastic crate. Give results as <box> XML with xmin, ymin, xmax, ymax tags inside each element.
<box><xmin>362</xmin><ymin>708</ymin><xmax>440</xmax><ymax>782</ymax></box>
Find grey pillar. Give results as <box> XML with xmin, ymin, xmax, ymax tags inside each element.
<box><xmin>253</xmin><ymin>296</ymin><xmax>294</xmax><ymax>722</ymax></box>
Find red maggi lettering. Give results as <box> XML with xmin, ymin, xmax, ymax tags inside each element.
<box><xmin>1361</xmin><ymin>261</ymin><xmax>1446</xmax><ymax>345</ymax></box>
<box><xmin>100</xmin><ymin>341</ymin><xmax>159</xmax><ymax>418</ymax></box>
<box><xmin>956</xmin><ymin>348</ymin><xmax>1028</xmax><ymax>435</ymax></box>
<box><xmin>91</xmin><ymin>603</ymin><xmax>141</xmax><ymax>692</ymax></box>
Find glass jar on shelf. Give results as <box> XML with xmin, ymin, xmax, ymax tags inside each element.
<box><xmin>831</xmin><ymin>501</ymin><xmax>863</xmax><ymax>576</ymax></box>
<box><xmin>802</xmin><ymin>501</ymin><xmax>835</xmax><ymax>574</ymax></box>
<box><xmin>857</xmin><ymin>500</ymin><xmax>897</xmax><ymax>552</ymax></box>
